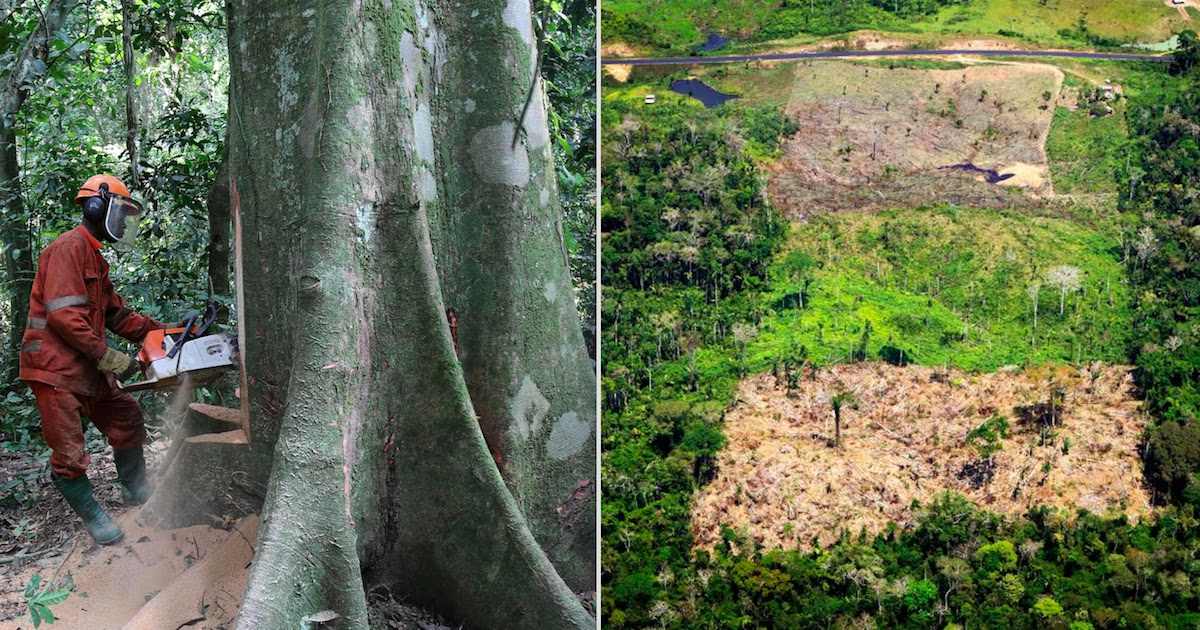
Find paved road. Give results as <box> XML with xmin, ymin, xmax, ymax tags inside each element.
<box><xmin>602</xmin><ymin>48</ymin><xmax>1172</xmax><ymax>66</ymax></box>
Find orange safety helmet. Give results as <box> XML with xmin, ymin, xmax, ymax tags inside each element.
<box><xmin>74</xmin><ymin>175</ymin><xmax>131</xmax><ymax>205</ymax></box>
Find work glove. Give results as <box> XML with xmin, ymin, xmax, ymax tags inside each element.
<box><xmin>99</xmin><ymin>347</ymin><xmax>140</xmax><ymax>381</ymax></box>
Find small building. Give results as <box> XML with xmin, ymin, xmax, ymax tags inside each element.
<box><xmin>1173</xmin><ymin>0</ymin><xmax>1185</xmax><ymax>6</ymax></box>
<box><xmin>644</xmin><ymin>94</ymin><xmax>656</xmax><ymax>105</ymax></box>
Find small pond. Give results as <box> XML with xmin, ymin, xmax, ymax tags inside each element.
<box><xmin>669</xmin><ymin>79</ymin><xmax>739</xmax><ymax>108</ymax></box>
<box><xmin>693</xmin><ymin>32</ymin><xmax>730</xmax><ymax>53</ymax></box>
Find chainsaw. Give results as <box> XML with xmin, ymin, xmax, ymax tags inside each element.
<box><xmin>118</xmin><ymin>303</ymin><xmax>240</xmax><ymax>393</ymax></box>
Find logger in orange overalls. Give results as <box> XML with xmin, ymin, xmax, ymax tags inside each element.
<box><xmin>20</xmin><ymin>174</ymin><xmax>173</xmax><ymax>545</ymax></box>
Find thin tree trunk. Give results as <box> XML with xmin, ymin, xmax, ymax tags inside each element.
<box><xmin>0</xmin><ymin>0</ymin><xmax>79</xmax><ymax>385</ymax></box>
<box><xmin>152</xmin><ymin>1</ymin><xmax>595</xmax><ymax>627</ymax></box>
<box><xmin>205</xmin><ymin>145</ymin><xmax>231</xmax><ymax>313</ymax></box>
<box><xmin>0</xmin><ymin>126</ymin><xmax>32</xmax><ymax>386</ymax></box>
<box><xmin>121</xmin><ymin>0</ymin><xmax>139</xmax><ymax>185</ymax></box>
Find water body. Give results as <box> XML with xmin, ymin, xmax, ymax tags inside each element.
<box><xmin>1125</xmin><ymin>35</ymin><xmax>1178</xmax><ymax>53</ymax></box>
<box><xmin>940</xmin><ymin>163</ymin><xmax>1015</xmax><ymax>184</ymax></box>
<box><xmin>669</xmin><ymin>79</ymin><xmax>739</xmax><ymax>108</ymax></box>
<box><xmin>693</xmin><ymin>32</ymin><xmax>730</xmax><ymax>53</ymax></box>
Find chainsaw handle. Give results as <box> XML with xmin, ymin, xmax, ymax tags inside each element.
<box><xmin>167</xmin><ymin>313</ymin><xmax>199</xmax><ymax>360</ymax></box>
<box><xmin>165</xmin><ymin>304</ymin><xmax>219</xmax><ymax>360</ymax></box>
<box><xmin>193</xmin><ymin>303</ymin><xmax>218</xmax><ymax>338</ymax></box>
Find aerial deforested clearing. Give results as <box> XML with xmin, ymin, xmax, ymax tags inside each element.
<box><xmin>691</xmin><ymin>362</ymin><xmax>1151</xmax><ymax>551</ymax></box>
<box><xmin>768</xmin><ymin>61</ymin><xmax>1062</xmax><ymax>216</ymax></box>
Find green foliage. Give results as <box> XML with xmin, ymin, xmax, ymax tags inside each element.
<box><xmin>973</xmin><ymin>540</ymin><xmax>1017</xmax><ymax>574</ymax></box>
<box><xmin>1045</xmin><ymin>84</ymin><xmax>1128</xmax><ymax>196</ymax></box>
<box><xmin>602</xmin><ymin>97</ymin><xmax>788</xmax><ymax>628</ymax></box>
<box><xmin>603</xmin><ymin>0</ymin><xmax>970</xmax><ymax>51</ymax></box>
<box><xmin>1032</xmin><ymin>596</ymin><xmax>1064</xmax><ymax>619</ymax></box>
<box><xmin>903</xmin><ymin>579</ymin><xmax>938</xmax><ymax>625</ymax></box>
<box><xmin>1146</xmin><ymin>421</ymin><xmax>1200</xmax><ymax>499</ymax></box>
<box><xmin>746</xmin><ymin>208</ymin><xmax>1133</xmax><ymax>372</ymax></box>
<box><xmin>603</xmin><ymin>0</ymin><xmax>1181</xmax><ymax>52</ymax></box>
<box><xmin>1171</xmin><ymin>30</ymin><xmax>1198</xmax><ymax>75</ymax></box>
<box><xmin>602</xmin><ymin>50</ymin><xmax>1200</xmax><ymax>630</ymax></box>
<box><xmin>24</xmin><ymin>573</ymin><xmax>70</xmax><ymax>628</ymax></box>
<box><xmin>967</xmin><ymin>413</ymin><xmax>1010</xmax><ymax>458</ymax></box>
<box><xmin>1118</xmin><ymin>58</ymin><xmax>1200</xmax><ymax>502</ymax></box>
<box><xmin>538</xmin><ymin>0</ymin><xmax>598</xmax><ymax>355</ymax></box>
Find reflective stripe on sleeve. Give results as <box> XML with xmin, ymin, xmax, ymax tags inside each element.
<box><xmin>27</xmin><ymin>317</ymin><xmax>47</xmax><ymax>329</ymax></box>
<box><xmin>44</xmin><ymin>295</ymin><xmax>89</xmax><ymax>313</ymax></box>
<box><xmin>21</xmin><ymin>341</ymin><xmax>42</xmax><ymax>352</ymax></box>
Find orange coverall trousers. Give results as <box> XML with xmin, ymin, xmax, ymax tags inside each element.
<box><xmin>30</xmin><ymin>381</ymin><xmax>146</xmax><ymax>480</ymax></box>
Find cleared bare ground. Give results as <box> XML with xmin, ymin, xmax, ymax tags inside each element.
<box><xmin>691</xmin><ymin>362</ymin><xmax>1150</xmax><ymax>551</ymax></box>
<box><xmin>768</xmin><ymin>61</ymin><xmax>1063</xmax><ymax>218</ymax></box>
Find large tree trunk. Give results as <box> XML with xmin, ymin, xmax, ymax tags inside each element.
<box><xmin>150</xmin><ymin>1</ymin><xmax>596</xmax><ymax>627</ymax></box>
<box><xmin>1</xmin><ymin>0</ymin><xmax>79</xmax><ymax>386</ymax></box>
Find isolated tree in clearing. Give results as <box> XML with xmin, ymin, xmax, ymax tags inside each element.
<box><xmin>148</xmin><ymin>1</ymin><xmax>596</xmax><ymax>628</ymax></box>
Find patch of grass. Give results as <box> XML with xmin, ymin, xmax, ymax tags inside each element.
<box><xmin>603</xmin><ymin>0</ymin><xmax>782</xmax><ymax>50</ymax></box>
<box><xmin>910</xmin><ymin>0</ymin><xmax>1189</xmax><ymax>46</ymax></box>
<box><xmin>604</xmin><ymin>0</ymin><xmax>1189</xmax><ymax>52</ymax></box>
<box><xmin>743</xmin><ymin>207</ymin><xmax>1134</xmax><ymax>373</ymax></box>
<box><xmin>1044</xmin><ymin>62</ymin><xmax>1177</xmax><ymax>195</ymax></box>
<box><xmin>1045</xmin><ymin>93</ymin><xmax>1127</xmax><ymax>195</ymax></box>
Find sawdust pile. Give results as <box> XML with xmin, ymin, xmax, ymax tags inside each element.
<box><xmin>768</xmin><ymin>61</ymin><xmax>1063</xmax><ymax>217</ymax></box>
<box><xmin>0</xmin><ymin>512</ymin><xmax>256</xmax><ymax>630</ymax></box>
<box><xmin>691</xmin><ymin>362</ymin><xmax>1151</xmax><ymax>552</ymax></box>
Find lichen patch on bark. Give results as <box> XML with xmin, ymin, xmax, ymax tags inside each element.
<box><xmin>355</xmin><ymin>203</ymin><xmax>376</xmax><ymax>245</ymax></box>
<box><xmin>502</xmin><ymin>0</ymin><xmax>533</xmax><ymax>44</ymax></box>
<box><xmin>273</xmin><ymin>48</ymin><xmax>300</xmax><ymax>110</ymax></box>
<box><xmin>399</xmin><ymin>30</ymin><xmax>420</xmax><ymax>96</ymax></box>
<box><xmin>414</xmin><ymin>102</ymin><xmax>434</xmax><ymax>165</ymax></box>
<box><xmin>546</xmin><ymin>411</ymin><xmax>590</xmax><ymax>460</ymax></box>
<box><xmin>523</xmin><ymin>88</ymin><xmax>550</xmax><ymax>149</ymax></box>
<box><xmin>511</xmin><ymin>375</ymin><xmax>549</xmax><ymax>440</ymax></box>
<box><xmin>468</xmin><ymin>122</ymin><xmax>530</xmax><ymax>186</ymax></box>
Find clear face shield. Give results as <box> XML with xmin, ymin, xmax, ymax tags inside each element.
<box><xmin>103</xmin><ymin>194</ymin><xmax>143</xmax><ymax>247</ymax></box>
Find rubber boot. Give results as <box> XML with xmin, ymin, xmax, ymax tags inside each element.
<box><xmin>113</xmin><ymin>446</ymin><xmax>153</xmax><ymax>506</ymax></box>
<box><xmin>52</xmin><ymin>474</ymin><xmax>124</xmax><ymax>545</ymax></box>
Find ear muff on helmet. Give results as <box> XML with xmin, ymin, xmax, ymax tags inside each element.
<box><xmin>81</xmin><ymin>183</ymin><xmax>115</xmax><ymax>241</ymax></box>
<box><xmin>82</xmin><ymin>196</ymin><xmax>107</xmax><ymax>227</ymax></box>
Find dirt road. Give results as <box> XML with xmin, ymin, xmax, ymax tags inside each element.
<box><xmin>602</xmin><ymin>48</ymin><xmax>1171</xmax><ymax>66</ymax></box>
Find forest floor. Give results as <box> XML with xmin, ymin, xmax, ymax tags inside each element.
<box><xmin>766</xmin><ymin>60</ymin><xmax>1063</xmax><ymax>217</ymax></box>
<box><xmin>691</xmin><ymin>362</ymin><xmax>1151</xmax><ymax>552</ymax></box>
<box><xmin>0</xmin><ymin>439</ymin><xmax>253</xmax><ymax>630</ymax></box>
<box><xmin>0</xmin><ymin>439</ymin><xmax>450</xmax><ymax>629</ymax></box>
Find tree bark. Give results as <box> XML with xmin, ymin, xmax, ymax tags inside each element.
<box><xmin>1</xmin><ymin>0</ymin><xmax>79</xmax><ymax>386</ymax></box>
<box><xmin>151</xmin><ymin>1</ymin><xmax>596</xmax><ymax>627</ymax></box>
